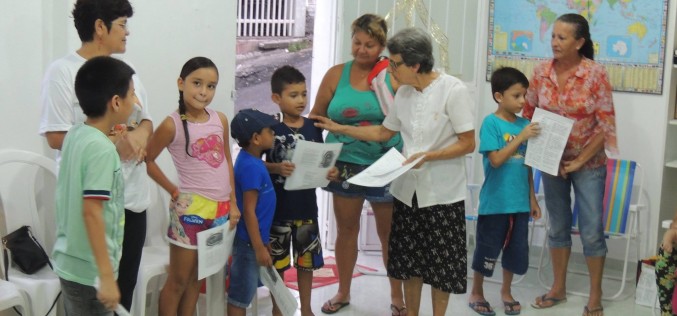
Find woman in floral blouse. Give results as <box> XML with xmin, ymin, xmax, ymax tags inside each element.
<box><xmin>523</xmin><ymin>13</ymin><xmax>617</xmax><ymax>316</ymax></box>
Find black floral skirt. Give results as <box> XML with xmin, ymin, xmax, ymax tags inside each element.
<box><xmin>387</xmin><ymin>195</ymin><xmax>467</xmax><ymax>294</ymax></box>
<box><xmin>656</xmin><ymin>247</ymin><xmax>677</xmax><ymax>315</ymax></box>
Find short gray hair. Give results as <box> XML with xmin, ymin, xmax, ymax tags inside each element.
<box><xmin>387</xmin><ymin>27</ymin><xmax>434</xmax><ymax>73</ymax></box>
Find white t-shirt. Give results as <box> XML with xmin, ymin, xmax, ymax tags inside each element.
<box><xmin>39</xmin><ymin>52</ymin><xmax>152</xmax><ymax>212</ymax></box>
<box><xmin>383</xmin><ymin>73</ymin><xmax>475</xmax><ymax>208</ymax></box>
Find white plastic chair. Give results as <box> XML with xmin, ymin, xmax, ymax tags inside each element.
<box><xmin>0</xmin><ymin>279</ymin><xmax>28</xmax><ymax>314</ymax></box>
<box><xmin>0</xmin><ymin>149</ymin><xmax>62</xmax><ymax>315</ymax></box>
<box><xmin>537</xmin><ymin>159</ymin><xmax>644</xmax><ymax>301</ymax></box>
<box><xmin>131</xmin><ymin>183</ymin><xmax>170</xmax><ymax>316</ymax></box>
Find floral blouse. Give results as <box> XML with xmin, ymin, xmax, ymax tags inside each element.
<box><xmin>523</xmin><ymin>57</ymin><xmax>618</xmax><ymax>170</ymax></box>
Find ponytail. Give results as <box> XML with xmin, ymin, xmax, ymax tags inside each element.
<box><xmin>579</xmin><ymin>37</ymin><xmax>594</xmax><ymax>60</ymax></box>
<box><xmin>178</xmin><ymin>91</ymin><xmax>193</xmax><ymax>157</ymax></box>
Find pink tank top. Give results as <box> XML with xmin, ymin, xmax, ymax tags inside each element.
<box><xmin>168</xmin><ymin>108</ymin><xmax>231</xmax><ymax>201</ymax></box>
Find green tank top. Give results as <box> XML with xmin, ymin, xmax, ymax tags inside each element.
<box><xmin>325</xmin><ymin>60</ymin><xmax>403</xmax><ymax>165</ymax></box>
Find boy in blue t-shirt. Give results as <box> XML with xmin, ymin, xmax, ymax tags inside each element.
<box><xmin>228</xmin><ymin>108</ymin><xmax>279</xmax><ymax>316</ymax></box>
<box><xmin>264</xmin><ymin>66</ymin><xmax>338</xmax><ymax>316</ymax></box>
<box><xmin>53</xmin><ymin>56</ymin><xmax>137</xmax><ymax>314</ymax></box>
<box><xmin>468</xmin><ymin>67</ymin><xmax>542</xmax><ymax>316</ymax></box>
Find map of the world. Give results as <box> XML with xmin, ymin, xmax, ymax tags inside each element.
<box><xmin>487</xmin><ymin>0</ymin><xmax>669</xmax><ymax>94</ymax></box>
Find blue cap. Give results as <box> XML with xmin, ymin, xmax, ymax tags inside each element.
<box><xmin>230</xmin><ymin>109</ymin><xmax>279</xmax><ymax>144</ymax></box>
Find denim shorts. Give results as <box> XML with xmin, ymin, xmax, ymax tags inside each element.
<box><xmin>59</xmin><ymin>278</ymin><xmax>112</xmax><ymax>316</ymax></box>
<box><xmin>323</xmin><ymin>160</ymin><xmax>394</xmax><ymax>203</ymax></box>
<box><xmin>542</xmin><ymin>166</ymin><xmax>607</xmax><ymax>257</ymax></box>
<box><xmin>471</xmin><ymin>213</ymin><xmax>530</xmax><ymax>277</ymax></box>
<box><xmin>227</xmin><ymin>238</ymin><xmax>263</xmax><ymax>308</ymax></box>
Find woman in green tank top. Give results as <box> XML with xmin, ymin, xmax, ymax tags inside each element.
<box><xmin>310</xmin><ymin>14</ymin><xmax>406</xmax><ymax>316</ymax></box>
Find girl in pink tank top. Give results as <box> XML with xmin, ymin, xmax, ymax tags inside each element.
<box><xmin>145</xmin><ymin>57</ymin><xmax>241</xmax><ymax>316</ymax></box>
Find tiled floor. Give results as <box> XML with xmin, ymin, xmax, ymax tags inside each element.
<box><xmin>232</xmin><ymin>249</ymin><xmax>657</xmax><ymax>316</ymax></box>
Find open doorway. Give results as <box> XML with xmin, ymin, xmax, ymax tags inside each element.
<box><xmin>233</xmin><ymin>0</ymin><xmax>338</xmax><ymax>247</ymax></box>
<box><xmin>234</xmin><ymin>0</ymin><xmax>317</xmax><ymax>115</ymax></box>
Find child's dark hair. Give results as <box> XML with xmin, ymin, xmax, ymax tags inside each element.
<box><xmin>271</xmin><ymin>65</ymin><xmax>305</xmax><ymax>95</ymax></box>
<box><xmin>72</xmin><ymin>0</ymin><xmax>134</xmax><ymax>42</ymax></box>
<box><xmin>236</xmin><ymin>138</ymin><xmax>251</xmax><ymax>149</ymax></box>
<box><xmin>75</xmin><ymin>56</ymin><xmax>135</xmax><ymax>118</ymax></box>
<box><xmin>490</xmin><ymin>67</ymin><xmax>529</xmax><ymax>103</ymax></box>
<box><xmin>178</xmin><ymin>57</ymin><xmax>219</xmax><ymax>156</ymax></box>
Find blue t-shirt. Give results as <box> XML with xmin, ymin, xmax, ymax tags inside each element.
<box><xmin>478</xmin><ymin>113</ymin><xmax>530</xmax><ymax>215</ymax></box>
<box><xmin>234</xmin><ymin>150</ymin><xmax>276</xmax><ymax>243</ymax></box>
<box><xmin>266</xmin><ymin>117</ymin><xmax>323</xmax><ymax>220</ymax></box>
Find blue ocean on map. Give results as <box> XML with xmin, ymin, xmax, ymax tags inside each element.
<box><xmin>511</xmin><ymin>31</ymin><xmax>534</xmax><ymax>52</ymax></box>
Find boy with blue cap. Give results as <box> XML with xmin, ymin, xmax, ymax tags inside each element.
<box><xmin>227</xmin><ymin>109</ymin><xmax>279</xmax><ymax>316</ymax></box>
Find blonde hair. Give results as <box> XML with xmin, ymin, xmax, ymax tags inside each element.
<box><xmin>351</xmin><ymin>14</ymin><xmax>387</xmax><ymax>46</ymax></box>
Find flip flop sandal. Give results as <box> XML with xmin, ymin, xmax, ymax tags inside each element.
<box><xmin>321</xmin><ymin>300</ymin><xmax>350</xmax><ymax>314</ymax></box>
<box><xmin>390</xmin><ymin>304</ymin><xmax>407</xmax><ymax>316</ymax></box>
<box><xmin>503</xmin><ymin>301</ymin><xmax>521</xmax><ymax>315</ymax></box>
<box><xmin>582</xmin><ymin>305</ymin><xmax>604</xmax><ymax>316</ymax></box>
<box><xmin>530</xmin><ymin>294</ymin><xmax>567</xmax><ymax>309</ymax></box>
<box><xmin>468</xmin><ymin>300</ymin><xmax>496</xmax><ymax>316</ymax></box>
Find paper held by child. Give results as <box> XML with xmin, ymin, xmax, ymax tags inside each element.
<box><xmin>524</xmin><ymin>108</ymin><xmax>574</xmax><ymax>176</ymax></box>
<box><xmin>283</xmin><ymin>140</ymin><xmax>342</xmax><ymax>190</ymax></box>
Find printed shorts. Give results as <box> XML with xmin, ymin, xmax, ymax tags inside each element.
<box><xmin>270</xmin><ymin>219</ymin><xmax>324</xmax><ymax>272</ymax></box>
<box><xmin>167</xmin><ymin>192</ymin><xmax>229</xmax><ymax>249</ymax></box>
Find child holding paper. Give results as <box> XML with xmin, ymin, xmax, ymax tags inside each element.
<box><xmin>468</xmin><ymin>67</ymin><xmax>541</xmax><ymax>316</ymax></box>
<box><xmin>264</xmin><ymin>65</ymin><xmax>337</xmax><ymax>316</ymax></box>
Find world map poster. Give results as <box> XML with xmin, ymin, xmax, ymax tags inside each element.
<box><xmin>487</xmin><ymin>0</ymin><xmax>669</xmax><ymax>94</ymax></box>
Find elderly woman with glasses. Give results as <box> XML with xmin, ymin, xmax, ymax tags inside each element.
<box><xmin>312</xmin><ymin>27</ymin><xmax>475</xmax><ymax>316</ymax></box>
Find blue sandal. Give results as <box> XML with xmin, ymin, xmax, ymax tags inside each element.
<box><xmin>468</xmin><ymin>301</ymin><xmax>496</xmax><ymax>316</ymax></box>
<box><xmin>503</xmin><ymin>301</ymin><xmax>521</xmax><ymax>315</ymax></box>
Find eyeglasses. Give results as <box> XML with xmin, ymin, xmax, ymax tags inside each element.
<box><xmin>389</xmin><ymin>60</ymin><xmax>405</xmax><ymax>69</ymax></box>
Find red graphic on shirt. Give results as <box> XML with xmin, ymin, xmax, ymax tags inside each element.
<box><xmin>342</xmin><ymin>108</ymin><xmax>359</xmax><ymax>118</ymax></box>
<box><xmin>191</xmin><ymin>134</ymin><xmax>225</xmax><ymax>168</ymax></box>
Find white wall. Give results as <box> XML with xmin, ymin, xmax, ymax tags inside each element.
<box><xmin>0</xmin><ymin>0</ymin><xmax>236</xmax><ymax>182</ymax></box>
